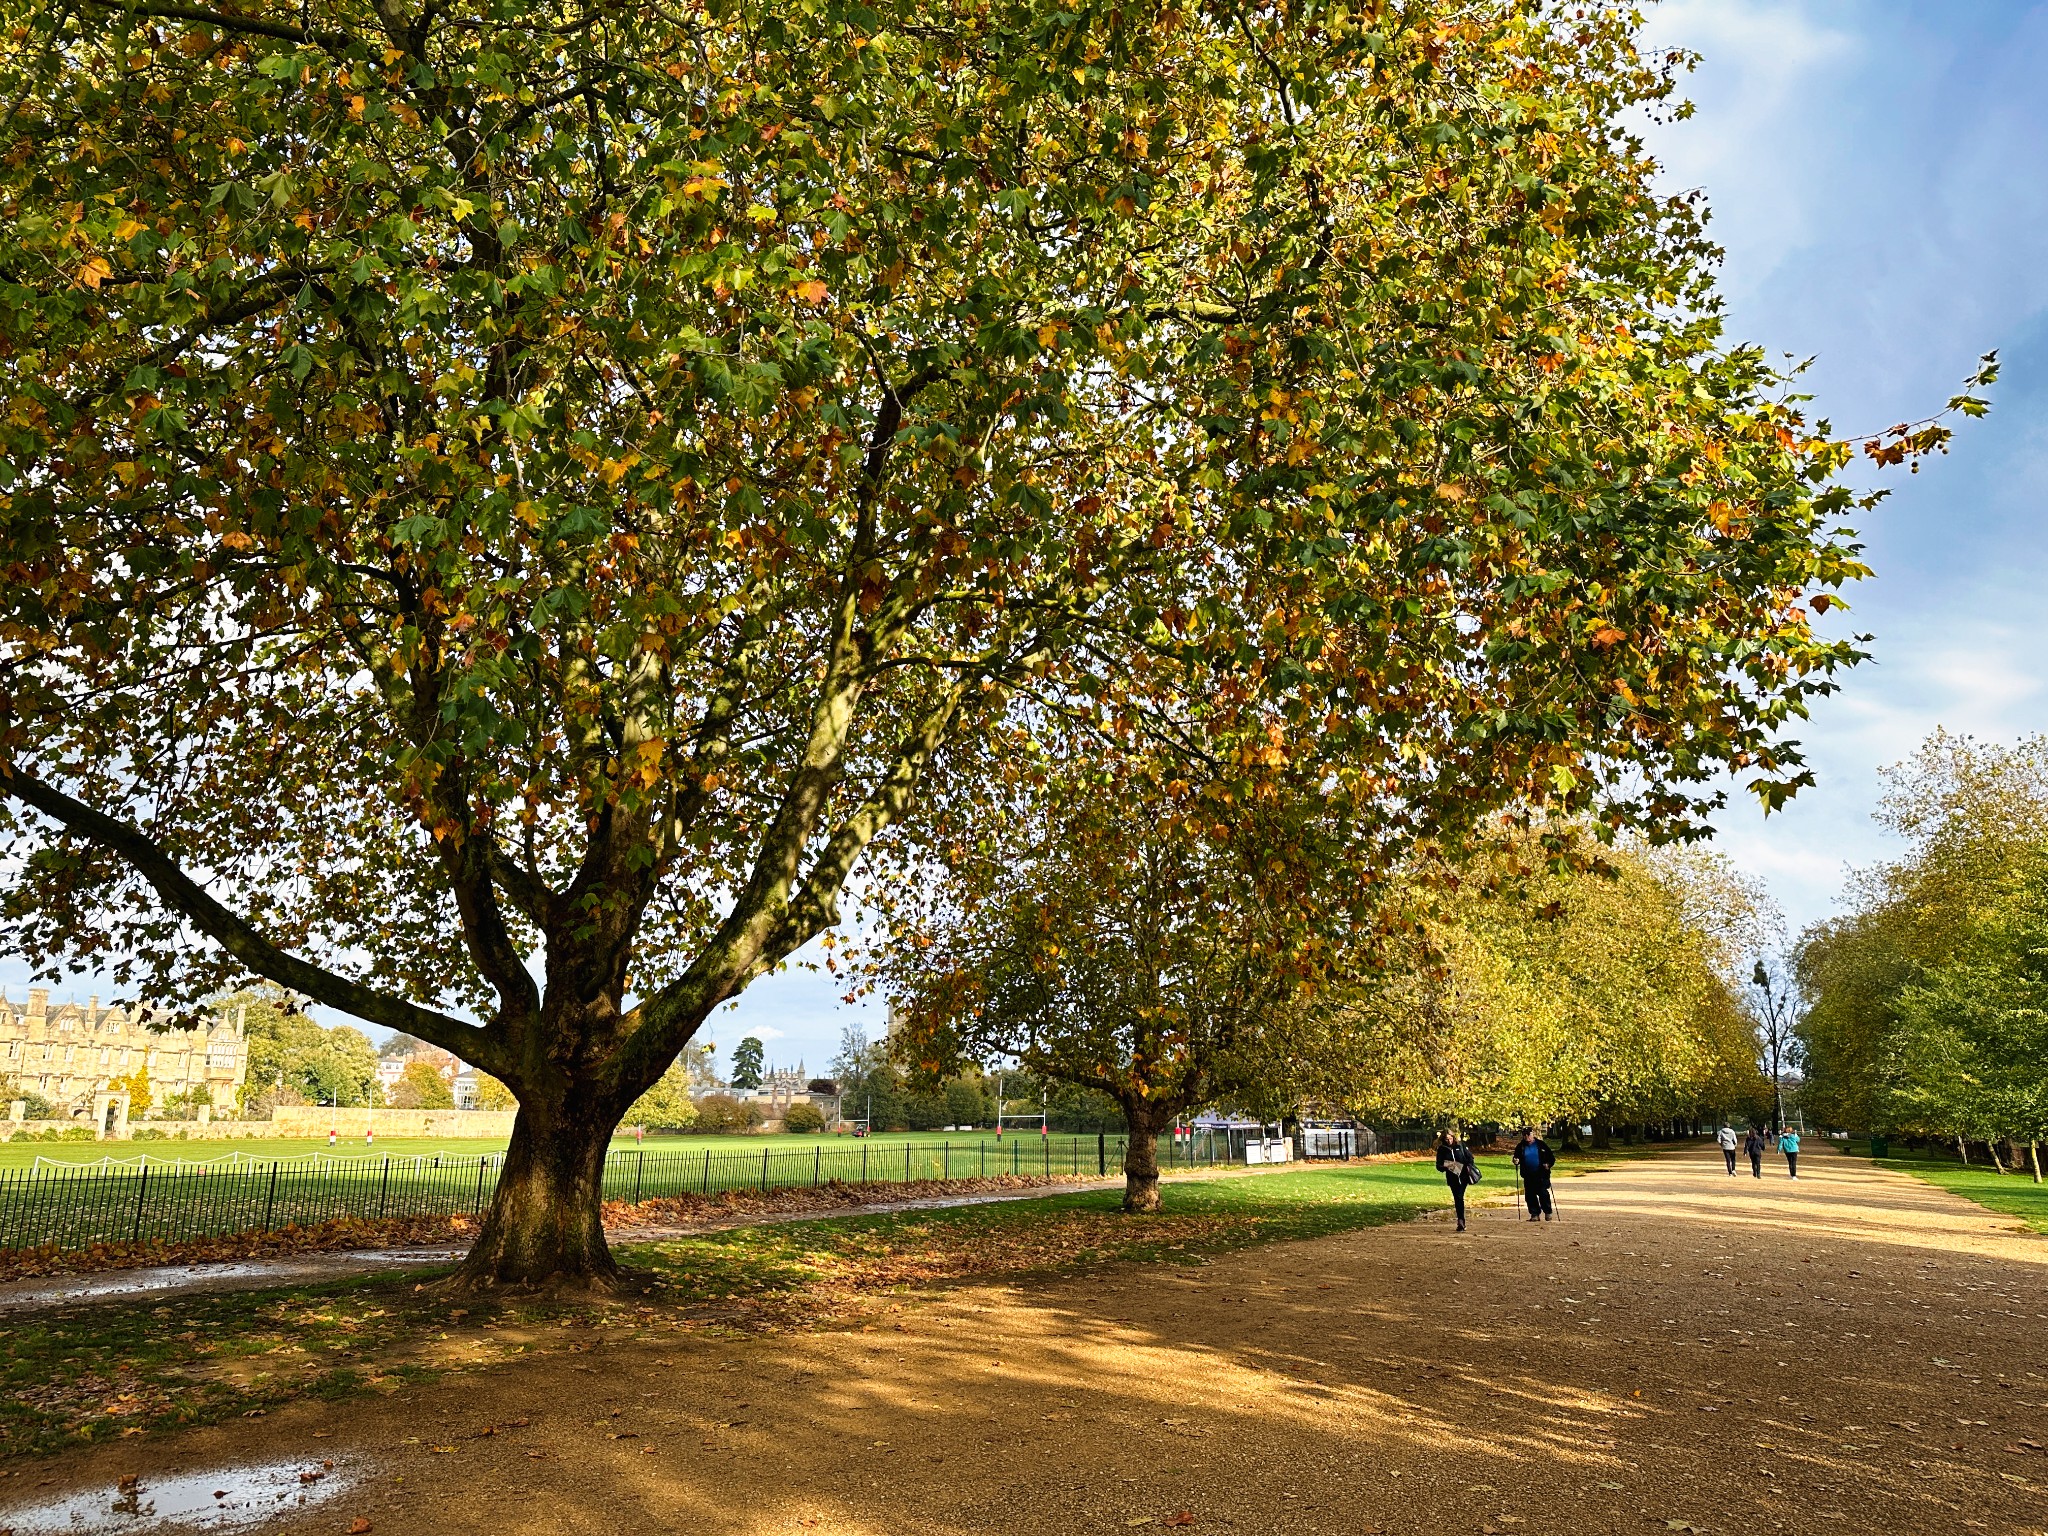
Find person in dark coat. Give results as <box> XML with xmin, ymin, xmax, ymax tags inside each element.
<box><xmin>1516</xmin><ymin>1127</ymin><xmax>1556</xmax><ymax>1221</ymax></box>
<box><xmin>1435</xmin><ymin>1129</ymin><xmax>1477</xmax><ymax>1232</ymax></box>
<box><xmin>1743</xmin><ymin>1126</ymin><xmax>1765</xmax><ymax>1179</ymax></box>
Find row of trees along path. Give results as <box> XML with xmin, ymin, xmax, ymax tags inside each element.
<box><xmin>0</xmin><ymin>0</ymin><xmax>1987</xmax><ymax>1283</ymax></box>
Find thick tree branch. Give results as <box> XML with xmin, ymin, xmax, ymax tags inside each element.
<box><xmin>75</xmin><ymin>0</ymin><xmax>362</xmax><ymax>52</ymax></box>
<box><xmin>0</xmin><ymin>762</ymin><xmax>492</xmax><ymax>1059</ymax></box>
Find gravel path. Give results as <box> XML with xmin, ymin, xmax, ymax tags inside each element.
<box><xmin>6</xmin><ymin>1143</ymin><xmax>2045</xmax><ymax>1535</ymax></box>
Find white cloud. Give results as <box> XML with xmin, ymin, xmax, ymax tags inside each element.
<box><xmin>1642</xmin><ymin>0</ymin><xmax>1859</xmax><ymax>297</ymax></box>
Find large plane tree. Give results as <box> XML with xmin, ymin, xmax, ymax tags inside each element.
<box><xmin>0</xmin><ymin>0</ymin><xmax>1916</xmax><ymax>1285</ymax></box>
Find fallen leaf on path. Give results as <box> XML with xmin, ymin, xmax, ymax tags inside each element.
<box><xmin>1166</xmin><ymin>1513</ymin><xmax>1196</xmax><ymax>1527</ymax></box>
<box><xmin>349</xmin><ymin>1520</ymin><xmax>373</xmax><ymax>1534</ymax></box>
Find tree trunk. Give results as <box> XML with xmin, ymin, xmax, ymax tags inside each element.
<box><xmin>2030</xmin><ymin>1141</ymin><xmax>2041</xmax><ymax>1184</ymax></box>
<box><xmin>1121</xmin><ymin>1102</ymin><xmax>1166</xmax><ymax>1213</ymax></box>
<box><xmin>1989</xmin><ymin>1139</ymin><xmax>2009</xmax><ymax>1174</ymax></box>
<box><xmin>454</xmin><ymin>1092</ymin><xmax>622</xmax><ymax>1290</ymax></box>
<box><xmin>1957</xmin><ymin>1135</ymin><xmax>1969</xmax><ymax>1166</ymax></box>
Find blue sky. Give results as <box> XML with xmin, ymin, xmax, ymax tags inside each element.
<box><xmin>8</xmin><ymin>3</ymin><xmax>2045</xmax><ymax>1076</ymax></box>
<box><xmin>1640</xmin><ymin>0</ymin><xmax>2048</xmax><ymax>932</ymax></box>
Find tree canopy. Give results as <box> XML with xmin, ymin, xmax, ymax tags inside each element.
<box><xmin>1796</xmin><ymin>732</ymin><xmax>2048</xmax><ymax>1168</ymax></box>
<box><xmin>234</xmin><ymin>985</ymin><xmax>381</xmax><ymax>1110</ymax></box>
<box><xmin>1326</xmin><ymin>839</ymin><xmax>1768</xmax><ymax>1132</ymax></box>
<box><xmin>0</xmin><ymin>0</ymin><xmax>1932</xmax><ymax>1281</ymax></box>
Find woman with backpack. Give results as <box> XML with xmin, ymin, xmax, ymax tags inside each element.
<box><xmin>1435</xmin><ymin>1129</ymin><xmax>1478</xmax><ymax>1232</ymax></box>
<box><xmin>1743</xmin><ymin>1125</ymin><xmax>1765</xmax><ymax>1179</ymax></box>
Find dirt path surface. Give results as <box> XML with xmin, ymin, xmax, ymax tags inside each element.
<box><xmin>6</xmin><ymin>1144</ymin><xmax>2047</xmax><ymax>1536</ymax></box>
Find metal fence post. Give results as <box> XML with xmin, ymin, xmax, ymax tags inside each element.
<box><xmin>263</xmin><ymin>1162</ymin><xmax>279</xmax><ymax>1232</ymax></box>
<box><xmin>378</xmin><ymin>1156</ymin><xmax>390</xmax><ymax>1219</ymax></box>
<box><xmin>905</xmin><ymin>1144</ymin><xmax>911</xmax><ymax>1183</ymax></box>
<box><xmin>634</xmin><ymin>1150</ymin><xmax>645</xmax><ymax>1206</ymax></box>
<box><xmin>813</xmin><ymin>1145</ymin><xmax>821</xmax><ymax>1188</ymax></box>
<box><xmin>131</xmin><ymin>1164</ymin><xmax>149</xmax><ymax>1242</ymax></box>
<box><xmin>761</xmin><ymin>1146</ymin><xmax>770</xmax><ymax>1192</ymax></box>
<box><xmin>1098</xmin><ymin>1132</ymin><xmax>1106</xmax><ymax>1176</ymax></box>
<box><xmin>475</xmin><ymin>1156</ymin><xmax>487</xmax><ymax>1214</ymax></box>
<box><xmin>943</xmin><ymin>1141</ymin><xmax>950</xmax><ymax>1181</ymax></box>
<box><xmin>702</xmin><ymin>1148</ymin><xmax>712</xmax><ymax>1194</ymax></box>
<box><xmin>862</xmin><ymin>1143</ymin><xmax>869</xmax><ymax>1184</ymax></box>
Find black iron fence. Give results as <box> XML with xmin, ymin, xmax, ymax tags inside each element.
<box><xmin>0</xmin><ymin>1135</ymin><xmax>1129</xmax><ymax>1256</ymax></box>
<box><xmin>0</xmin><ymin>1123</ymin><xmax>1441</xmax><ymax>1256</ymax></box>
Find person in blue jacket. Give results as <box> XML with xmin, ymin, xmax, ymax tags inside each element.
<box><xmin>1516</xmin><ymin>1128</ymin><xmax>1556</xmax><ymax>1221</ymax></box>
<box><xmin>1778</xmin><ymin>1126</ymin><xmax>1802</xmax><ymax>1179</ymax></box>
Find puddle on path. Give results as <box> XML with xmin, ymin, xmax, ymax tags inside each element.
<box><xmin>0</xmin><ymin>1458</ymin><xmax>358</xmax><ymax>1535</ymax></box>
<box><xmin>0</xmin><ymin>1250</ymin><xmax>465</xmax><ymax>1311</ymax></box>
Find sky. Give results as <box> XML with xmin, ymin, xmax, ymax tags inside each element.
<box><xmin>1638</xmin><ymin>0</ymin><xmax>2048</xmax><ymax>936</ymax></box>
<box><xmin>7</xmin><ymin>3</ymin><xmax>2047</xmax><ymax>1076</ymax></box>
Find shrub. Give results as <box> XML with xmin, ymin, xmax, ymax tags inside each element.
<box><xmin>783</xmin><ymin>1102</ymin><xmax>826</xmax><ymax>1134</ymax></box>
<box><xmin>693</xmin><ymin>1093</ymin><xmax>765</xmax><ymax>1134</ymax></box>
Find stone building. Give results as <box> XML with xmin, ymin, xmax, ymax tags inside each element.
<box><xmin>0</xmin><ymin>987</ymin><xmax>248</xmax><ymax>1122</ymax></box>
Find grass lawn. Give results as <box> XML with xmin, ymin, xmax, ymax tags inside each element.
<box><xmin>0</xmin><ymin>1127</ymin><xmax>1115</xmax><ymax>1172</ymax></box>
<box><xmin>1857</xmin><ymin>1146</ymin><xmax>2048</xmax><ymax>1234</ymax></box>
<box><xmin>0</xmin><ymin>1152</ymin><xmax>1592</xmax><ymax>1459</ymax></box>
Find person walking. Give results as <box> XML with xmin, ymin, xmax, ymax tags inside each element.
<box><xmin>1743</xmin><ymin>1125</ymin><xmax>1765</xmax><ymax>1179</ymax></box>
<box><xmin>1516</xmin><ymin>1128</ymin><xmax>1556</xmax><ymax>1221</ymax></box>
<box><xmin>1717</xmin><ymin>1123</ymin><xmax>1739</xmax><ymax>1175</ymax></box>
<box><xmin>1435</xmin><ymin>1129</ymin><xmax>1478</xmax><ymax>1232</ymax></box>
<box><xmin>1779</xmin><ymin>1126</ymin><xmax>1802</xmax><ymax>1179</ymax></box>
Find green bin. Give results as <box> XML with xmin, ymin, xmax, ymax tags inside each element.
<box><xmin>1869</xmin><ymin>1135</ymin><xmax>1889</xmax><ymax>1159</ymax></box>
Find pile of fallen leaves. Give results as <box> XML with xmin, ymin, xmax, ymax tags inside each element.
<box><xmin>0</xmin><ymin>1212</ymin><xmax>480</xmax><ymax>1284</ymax></box>
<box><xmin>0</xmin><ymin>1175</ymin><xmax>1107</xmax><ymax>1285</ymax></box>
<box><xmin>626</xmin><ymin>1204</ymin><xmax>1267</xmax><ymax>1330</ymax></box>
<box><xmin>602</xmin><ymin>1172</ymin><xmax>1104</xmax><ymax>1232</ymax></box>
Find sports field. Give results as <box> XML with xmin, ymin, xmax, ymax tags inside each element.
<box><xmin>0</xmin><ymin>1126</ymin><xmax>1103</xmax><ymax>1173</ymax></box>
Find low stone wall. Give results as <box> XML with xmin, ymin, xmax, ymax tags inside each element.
<box><xmin>1</xmin><ymin>1118</ymin><xmax>98</xmax><ymax>1141</ymax></box>
<box><xmin>270</xmin><ymin>1106</ymin><xmax>518</xmax><ymax>1138</ymax></box>
<box><xmin>3</xmin><ymin>1108</ymin><xmax>518</xmax><ymax>1141</ymax></box>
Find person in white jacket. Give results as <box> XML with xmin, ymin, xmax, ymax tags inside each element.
<box><xmin>1717</xmin><ymin>1124</ymin><xmax>1739</xmax><ymax>1176</ymax></box>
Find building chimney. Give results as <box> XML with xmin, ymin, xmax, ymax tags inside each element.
<box><xmin>27</xmin><ymin>987</ymin><xmax>48</xmax><ymax>1018</ymax></box>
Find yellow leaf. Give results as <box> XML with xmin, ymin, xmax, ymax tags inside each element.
<box><xmin>75</xmin><ymin>257</ymin><xmax>112</xmax><ymax>290</ymax></box>
<box><xmin>794</xmin><ymin>280</ymin><xmax>829</xmax><ymax>305</ymax></box>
